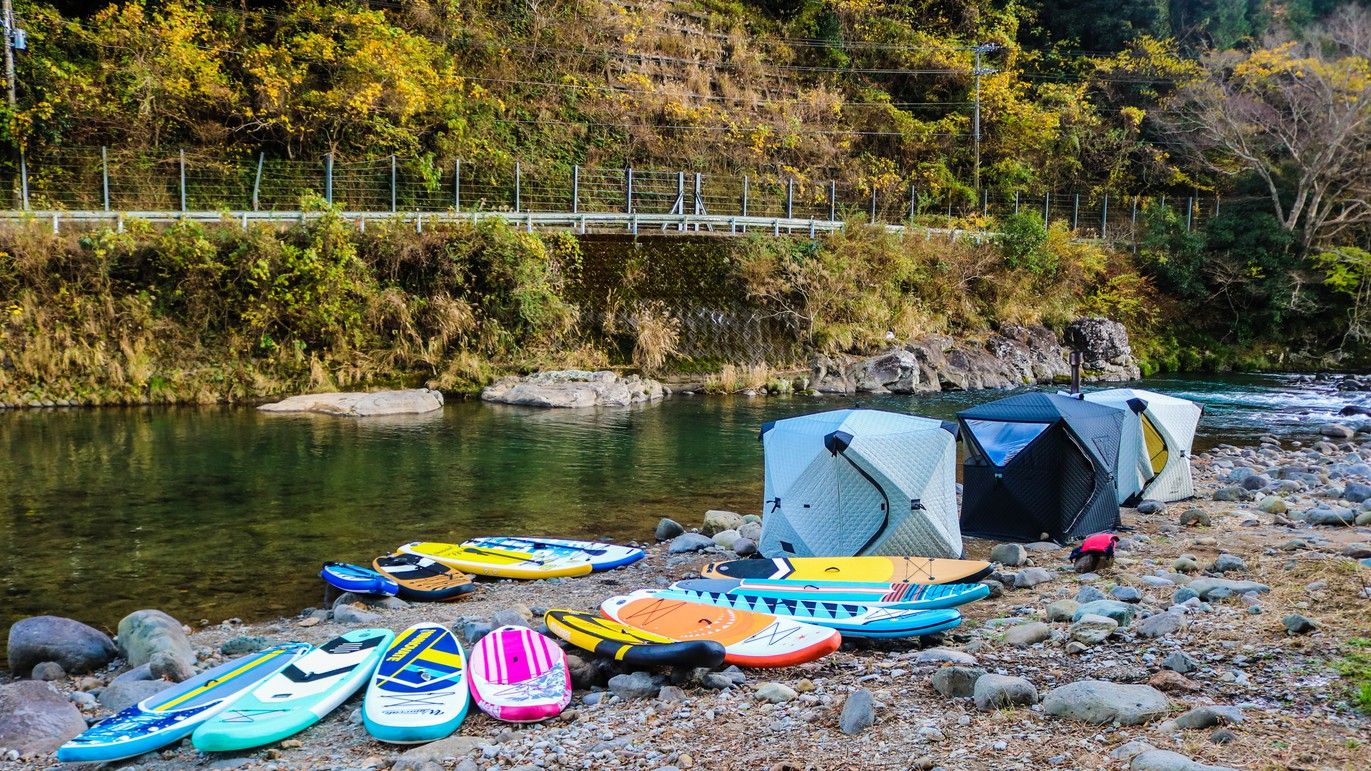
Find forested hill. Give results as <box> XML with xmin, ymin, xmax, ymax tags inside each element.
<box><xmin>7</xmin><ymin>0</ymin><xmax>1371</xmax><ymax>366</ymax></box>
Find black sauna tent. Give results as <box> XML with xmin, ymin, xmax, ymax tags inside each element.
<box><xmin>957</xmin><ymin>392</ymin><xmax>1125</xmax><ymax>543</ymax></box>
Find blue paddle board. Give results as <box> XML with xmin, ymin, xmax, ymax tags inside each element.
<box><xmin>649</xmin><ymin>586</ymin><xmax>963</xmax><ymax>638</ymax></box>
<box><xmin>364</xmin><ymin>623</ymin><xmax>470</xmax><ymax>743</ymax></box>
<box><xmin>321</xmin><ymin>562</ymin><xmax>400</xmax><ymax>596</ymax></box>
<box><xmin>668</xmin><ymin>577</ymin><xmax>991</xmax><ymax>610</ymax></box>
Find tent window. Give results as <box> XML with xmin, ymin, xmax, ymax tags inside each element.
<box><xmin>965</xmin><ymin>419</ymin><xmax>1050</xmax><ymax>466</ymax></box>
<box><xmin>1141</xmin><ymin>415</ymin><xmax>1168</xmax><ymax>476</ymax></box>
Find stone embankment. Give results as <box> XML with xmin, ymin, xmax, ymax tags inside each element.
<box><xmin>4</xmin><ymin>421</ymin><xmax>1371</xmax><ymax>769</ymax></box>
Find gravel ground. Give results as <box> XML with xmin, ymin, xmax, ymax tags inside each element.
<box><xmin>4</xmin><ymin>430</ymin><xmax>1371</xmax><ymax>771</ymax></box>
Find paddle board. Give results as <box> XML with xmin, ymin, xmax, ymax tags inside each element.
<box><xmin>463</xmin><ymin>536</ymin><xmax>644</xmax><ymax>571</ymax></box>
<box><xmin>468</xmin><ymin>626</ymin><xmax>571</xmax><ymax>723</ymax></box>
<box><xmin>701</xmin><ymin>556</ymin><xmax>994</xmax><ymax>585</ymax></box>
<box><xmin>57</xmin><ymin>643</ymin><xmax>312</xmax><ymax>763</ymax></box>
<box><xmin>543</xmin><ymin>609</ymin><xmax>727</xmax><ymax>669</ymax></box>
<box><xmin>364</xmin><ymin>623</ymin><xmax>470</xmax><ymax>744</ymax></box>
<box><xmin>650</xmin><ymin>585</ymin><xmax>962</xmax><ymax>638</ymax></box>
<box><xmin>600</xmin><ymin>590</ymin><xmax>841</xmax><ymax>668</ymax></box>
<box><xmin>398</xmin><ymin>541</ymin><xmax>594</xmax><ymax>580</ymax></box>
<box><xmin>372</xmin><ymin>553</ymin><xmax>477</xmax><ymax>602</ymax></box>
<box><xmin>192</xmin><ymin>628</ymin><xmax>393</xmax><ymax>752</ymax></box>
<box><xmin>669</xmin><ymin>577</ymin><xmax>991</xmax><ymax>610</ymax></box>
<box><xmin>321</xmin><ymin>562</ymin><xmax>399</xmax><ymax>596</ymax></box>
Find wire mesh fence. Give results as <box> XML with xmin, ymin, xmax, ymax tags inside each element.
<box><xmin>0</xmin><ymin>147</ymin><xmax>1219</xmax><ymax>240</ymax></box>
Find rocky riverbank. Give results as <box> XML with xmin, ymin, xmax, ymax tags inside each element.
<box><xmin>4</xmin><ymin>427</ymin><xmax>1371</xmax><ymax>770</ymax></box>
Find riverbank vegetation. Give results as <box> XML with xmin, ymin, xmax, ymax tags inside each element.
<box><xmin>5</xmin><ymin>0</ymin><xmax>1371</xmax><ymax>401</ymax></box>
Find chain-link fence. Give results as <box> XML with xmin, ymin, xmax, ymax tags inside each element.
<box><xmin>0</xmin><ymin>147</ymin><xmax>1219</xmax><ymax>239</ymax></box>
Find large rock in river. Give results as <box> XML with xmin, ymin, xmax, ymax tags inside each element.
<box><xmin>117</xmin><ymin>609</ymin><xmax>194</xmax><ymax>671</ymax></box>
<box><xmin>1063</xmin><ymin>317</ymin><xmax>1141</xmax><ymax>381</ymax></box>
<box><xmin>481</xmin><ymin>370</ymin><xmax>664</xmax><ymax>408</ymax></box>
<box><xmin>0</xmin><ymin>681</ymin><xmax>87</xmax><ymax>756</ymax></box>
<box><xmin>259</xmin><ymin>389</ymin><xmax>443</xmax><ymax>417</ymax></box>
<box><xmin>7</xmin><ymin>615</ymin><xmax>117</xmax><ymax>678</ymax></box>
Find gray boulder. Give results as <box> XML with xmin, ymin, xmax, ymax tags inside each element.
<box><xmin>1072</xmin><ymin>600</ymin><xmax>1136</xmax><ymax>627</ymax></box>
<box><xmin>481</xmin><ymin>371</ymin><xmax>663</xmax><ymax>408</ymax></box>
<box><xmin>259</xmin><ymin>388</ymin><xmax>444</xmax><ymax>416</ymax></box>
<box><xmin>733</xmin><ymin>538</ymin><xmax>758</xmax><ymax>557</ymax></box>
<box><xmin>914</xmin><ymin>648</ymin><xmax>978</xmax><ymax>666</ymax></box>
<box><xmin>839</xmin><ymin>688</ymin><xmax>876</xmax><ymax>735</ymax></box>
<box><xmin>1319</xmin><ymin>423</ymin><xmax>1355</xmax><ymax>439</ymax></box>
<box><xmin>702</xmin><ymin>510</ymin><xmax>745</xmax><ymax>536</ymax></box>
<box><xmin>1047</xmin><ymin>599</ymin><xmax>1082</xmax><ymax>622</ymax></box>
<box><xmin>711</xmin><ymin>529</ymin><xmax>742</xmax><ymax>549</ymax></box>
<box><xmin>1042</xmin><ymin>680</ymin><xmax>1170</xmax><ymax>725</ymax></box>
<box><xmin>1137</xmin><ymin>612</ymin><xmax>1184</xmax><ymax>639</ymax></box>
<box><xmin>116</xmin><ymin>609</ymin><xmax>194</xmax><ymax>671</ymax></box>
<box><xmin>98</xmin><ymin>678</ymin><xmax>173</xmax><ymax>713</ymax></box>
<box><xmin>668</xmin><ymin>534</ymin><xmax>715</xmax><ymax>553</ymax></box>
<box><xmin>1187</xmin><ymin>578</ymin><xmax>1269</xmax><ymax>600</ymax></box>
<box><xmin>334</xmin><ymin>604</ymin><xmax>381</xmax><ymax>625</ymax></box>
<box><xmin>149</xmin><ymin>650</ymin><xmax>195</xmax><ymax>683</ymax></box>
<box><xmin>973</xmin><ymin>674</ymin><xmax>1039</xmax><ymax>711</ymax></box>
<box><xmin>1013</xmin><ymin>567</ymin><xmax>1055</xmax><ymax>588</ymax></box>
<box><xmin>990</xmin><ymin>543</ymin><xmax>1028</xmax><ymax>566</ymax></box>
<box><xmin>1063</xmin><ymin>317</ymin><xmax>1140</xmax><ymax>381</ymax></box>
<box><xmin>7</xmin><ymin>615</ymin><xmax>117</xmax><ymax>678</ymax></box>
<box><xmin>0</xmin><ymin>681</ymin><xmax>87</xmax><ymax>755</ymax></box>
<box><xmin>738</xmin><ymin>522</ymin><xmax>762</xmax><ymax>542</ymax></box>
<box><xmin>1003</xmin><ymin>622</ymin><xmax>1051</xmax><ymax>647</ymax></box>
<box><xmin>1208</xmin><ymin>554</ymin><xmax>1247</xmax><ymax>573</ymax></box>
<box><xmin>655</xmin><ymin>518</ymin><xmax>685</xmax><ymax>541</ymax></box>
<box><xmin>608</xmin><ymin>671</ymin><xmax>661</xmax><ymax>701</ymax></box>
<box><xmin>333</xmin><ymin>592</ymin><xmax>409</xmax><ymax>610</ymax></box>
<box><xmin>1162</xmin><ymin>651</ymin><xmax>1198</xmax><ymax>674</ymax></box>
<box><xmin>1306</xmin><ymin>507</ymin><xmax>1357</xmax><ymax>525</ymax></box>
<box><xmin>754</xmin><ymin>682</ymin><xmax>798</xmax><ymax>703</ymax></box>
<box><xmin>31</xmin><ymin>662</ymin><xmax>65</xmax><ymax>681</ymax></box>
<box><xmin>930</xmin><ymin>666</ymin><xmax>986</xmax><ymax>698</ymax></box>
<box><xmin>1256</xmin><ymin>496</ymin><xmax>1287</xmax><ymax>514</ymax></box>
<box><xmin>1075</xmin><ymin>585</ymin><xmax>1108</xmax><ymax>604</ymax></box>
<box><xmin>1069</xmin><ymin>614</ymin><xmax>1119</xmax><ymax>644</ymax></box>
<box><xmin>1174</xmin><ymin>705</ymin><xmax>1244</xmax><ymax>730</ymax></box>
<box><xmin>395</xmin><ymin>735</ymin><xmax>488</xmax><ymax>771</ymax></box>
<box><xmin>1130</xmin><ymin>750</ymin><xmax>1238</xmax><ymax>771</ymax></box>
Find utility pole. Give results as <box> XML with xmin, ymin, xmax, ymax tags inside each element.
<box><xmin>971</xmin><ymin>43</ymin><xmax>997</xmax><ymax>195</ymax></box>
<box><xmin>2</xmin><ymin>0</ymin><xmax>15</xmax><ymax>113</ymax></box>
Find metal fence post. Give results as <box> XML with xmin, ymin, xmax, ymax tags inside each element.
<box><xmin>829</xmin><ymin>181</ymin><xmax>836</xmax><ymax>221</ymax></box>
<box><xmin>572</xmin><ymin>165</ymin><xmax>579</xmax><ymax>214</ymax></box>
<box><xmin>101</xmin><ymin>146</ymin><xmax>110</xmax><ymax>212</ymax></box>
<box><xmin>625</xmin><ymin>167</ymin><xmax>633</xmax><ymax>214</ymax></box>
<box><xmin>179</xmin><ymin>149</ymin><xmax>187</xmax><ymax>212</ymax></box>
<box><xmin>19</xmin><ymin>150</ymin><xmax>27</xmax><ymax>211</ymax></box>
<box><xmin>785</xmin><ymin>179</ymin><xmax>793</xmax><ymax>219</ymax></box>
<box><xmin>741</xmin><ymin>175</ymin><xmax>748</xmax><ymax>217</ymax></box>
<box><xmin>1132</xmin><ymin>196</ymin><xmax>1139</xmax><ymax>254</ymax></box>
<box><xmin>982</xmin><ymin>188</ymin><xmax>988</xmax><ymax>218</ymax></box>
<box><xmin>869</xmin><ymin>185</ymin><xmax>877</xmax><ymax>222</ymax></box>
<box><xmin>1186</xmin><ymin>196</ymin><xmax>1193</xmax><ymax>232</ymax></box>
<box><xmin>1101</xmin><ymin>193</ymin><xmax>1109</xmax><ymax>239</ymax></box>
<box><xmin>514</xmin><ymin>162</ymin><xmax>521</xmax><ymax>213</ymax></box>
<box><xmin>252</xmin><ymin>152</ymin><xmax>264</xmax><ymax>211</ymax></box>
<box><xmin>390</xmin><ymin>155</ymin><xmax>397</xmax><ymax>213</ymax></box>
<box><xmin>1072</xmin><ymin>193</ymin><xmax>1079</xmax><ymax>231</ymax></box>
<box><xmin>1043</xmin><ymin>191</ymin><xmax>1049</xmax><ymax>222</ymax></box>
<box><xmin>1014</xmin><ymin>191</ymin><xmax>1019</xmax><ymax>215</ymax></box>
<box><xmin>454</xmin><ymin>159</ymin><xmax>461</xmax><ymax>212</ymax></box>
<box><xmin>693</xmin><ymin>172</ymin><xmax>702</xmax><ymax>215</ymax></box>
<box><xmin>325</xmin><ymin>153</ymin><xmax>333</xmax><ymax>205</ymax></box>
<box><xmin>909</xmin><ymin>184</ymin><xmax>916</xmax><ymax>223</ymax></box>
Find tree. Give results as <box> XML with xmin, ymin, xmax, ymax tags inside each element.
<box><xmin>1162</xmin><ymin>6</ymin><xmax>1371</xmax><ymax>253</ymax></box>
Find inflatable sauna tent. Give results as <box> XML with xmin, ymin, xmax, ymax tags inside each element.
<box><xmin>1074</xmin><ymin>388</ymin><xmax>1203</xmax><ymax>504</ymax></box>
<box><xmin>756</xmin><ymin>409</ymin><xmax>964</xmax><ymax>559</ymax></box>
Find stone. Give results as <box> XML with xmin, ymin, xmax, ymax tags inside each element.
<box><xmin>1281</xmin><ymin>614</ymin><xmax>1317</xmax><ymax>634</ymax></box>
<box><xmin>149</xmin><ymin>650</ymin><xmax>195</xmax><ymax>683</ymax></box>
<box><xmin>1187</xmin><ymin>578</ymin><xmax>1269</xmax><ymax>600</ymax></box>
<box><xmin>1240</xmin><ymin>474</ymin><xmax>1269</xmax><ymax>490</ymax></box>
<box><xmin>700</xmin><ymin>673</ymin><xmax>734</xmax><ymax>690</ymax></box>
<box><xmin>260</xmin><ymin>388</ymin><xmax>444</xmax><ymax>416</ymax></box>
<box><xmin>1208</xmin><ymin>554</ymin><xmax>1247</xmax><ymax>573</ymax></box>
<box><xmin>732</xmin><ymin>538</ymin><xmax>758</xmax><ymax>557</ymax></box>
<box><xmin>564</xmin><ymin>653</ymin><xmax>603</xmax><ymax>690</ymax></box>
<box><xmin>838</xmin><ymin>688</ymin><xmax>876</xmax><ymax>735</ymax></box>
<box><xmin>656</xmin><ymin>685</ymin><xmax>685</xmax><ymax>702</ymax></box>
<box><xmin>1068</xmin><ymin>614</ymin><xmax>1119</xmax><ymax>644</ymax></box>
<box><xmin>1136</xmin><ymin>612</ymin><xmax>1183</xmax><ymax>639</ymax></box>
<box><xmin>1344</xmin><ymin>482</ymin><xmax>1371</xmax><ymax>502</ymax></box>
<box><xmin>1072</xmin><ymin>600</ymin><xmax>1136</xmax><ymax>627</ymax></box>
<box><xmin>1256</xmin><ymin>496</ymin><xmax>1287</xmax><ymax>515</ymax></box>
<box><xmin>1110</xmin><ymin>586</ymin><xmax>1143</xmax><ymax>603</ymax></box>
<box><xmin>220</xmin><ymin>636</ymin><xmax>271</xmax><ymax>656</ymax></box>
<box><xmin>1211</xmin><ymin>729</ymin><xmax>1237</xmax><ymax>744</ymax></box>
<box><xmin>480</xmin><ymin>371</ymin><xmax>662</xmax><ymax>408</ymax></box>
<box><xmin>1013</xmin><ymin>567</ymin><xmax>1055</xmax><ymax>588</ymax></box>
<box><xmin>1162</xmin><ymin>651</ymin><xmax>1199</xmax><ymax>674</ymax></box>
<box><xmin>913</xmin><ymin>648</ymin><xmax>977</xmax><ymax>665</ymax></box>
<box><xmin>990</xmin><ymin>543</ymin><xmax>1028</xmax><ymax>566</ymax></box>
<box><xmin>1214</xmin><ymin>486</ymin><xmax>1253</xmax><ymax>502</ymax></box>
<box><xmin>116</xmin><ymin>609</ymin><xmax>194</xmax><ymax>671</ymax></box>
<box><xmin>30</xmin><ymin>662</ymin><xmax>65</xmax><ymax>681</ymax></box>
<box><xmin>333</xmin><ymin>592</ymin><xmax>408</xmax><ymax>610</ymax></box>
<box><xmin>1306</xmin><ymin>507</ymin><xmax>1357</xmax><ymax>525</ymax></box>
<box><xmin>702</xmin><ymin>510</ymin><xmax>746</xmax><ymax>536</ymax></box>
<box><xmin>461</xmin><ymin>621</ymin><xmax>491</xmax><ymax>644</ymax></box>
<box><xmin>1174</xmin><ymin>706</ymin><xmax>1244</xmax><ymax>730</ymax></box>
<box><xmin>667</xmin><ymin>533</ymin><xmax>715</xmax><ymax>553</ymax></box>
<box><xmin>333</xmin><ymin>604</ymin><xmax>381</xmax><ymax>625</ymax></box>
<box><xmin>0</xmin><ymin>681</ymin><xmax>87</xmax><ymax>756</ymax></box>
<box><xmin>930</xmin><ymin>666</ymin><xmax>986</xmax><ymax>698</ymax></box>
<box><xmin>1319</xmin><ymin>423</ymin><xmax>1355</xmax><ymax>439</ymax></box>
<box><xmin>655</xmin><ymin>518</ymin><xmax>685</xmax><ymax>541</ymax></box>
<box><xmin>6</xmin><ymin>616</ymin><xmax>117</xmax><ymax>678</ymax></box>
<box><xmin>737</xmin><ymin>522</ymin><xmax>762</xmax><ymax>541</ymax></box>
<box><xmin>1047</xmin><ymin>599</ymin><xmax>1081</xmax><ymax>622</ymax></box>
<box><xmin>1148</xmin><ymin>670</ymin><xmax>1200</xmax><ymax>693</ymax></box>
<box><xmin>1129</xmin><ymin>750</ymin><xmax>1238</xmax><ymax>771</ymax></box>
<box><xmin>711</xmin><ymin>529</ymin><xmax>741</xmax><ymax>549</ymax></box>
<box><xmin>1172</xmin><ymin>557</ymin><xmax>1201</xmax><ymax>573</ymax></box>
<box><xmin>980</xmin><ymin>579</ymin><xmax>1004</xmax><ymax>598</ymax></box>
<box><xmin>1003</xmin><ymin>621</ymin><xmax>1051</xmax><ymax>646</ymax></box>
<box><xmin>394</xmin><ymin>736</ymin><xmax>488</xmax><ymax>770</ymax></box>
<box><xmin>973</xmin><ymin>674</ymin><xmax>1039</xmax><ymax>711</ymax></box>
<box><xmin>754</xmin><ymin>682</ymin><xmax>797</xmax><ymax>703</ymax></box>
<box><xmin>609</xmin><ymin>671</ymin><xmax>661</xmax><ymax>700</ymax></box>
<box><xmin>1357</xmin><ymin>511</ymin><xmax>1371</xmax><ymax>526</ymax></box>
<box><xmin>1063</xmin><ymin>317</ymin><xmax>1141</xmax><ymax>381</ymax></box>
<box><xmin>98</xmin><ymin>679</ymin><xmax>173</xmax><ymax>713</ymax></box>
<box><xmin>1172</xmin><ymin>587</ymin><xmax>1200</xmax><ymax>604</ymax></box>
<box><xmin>1075</xmin><ymin>586</ymin><xmax>1108</xmax><ymax>604</ymax></box>
<box><xmin>1111</xmin><ymin>740</ymin><xmax>1158</xmax><ymax>761</ymax></box>
<box><xmin>1179</xmin><ymin>509</ymin><xmax>1211</xmax><ymax>527</ymax></box>
<box><xmin>111</xmin><ymin>663</ymin><xmax>154</xmax><ymax>684</ymax></box>
<box><xmin>1041</xmin><ymin>680</ymin><xmax>1170</xmax><ymax>726</ymax></box>
<box><xmin>1136</xmin><ymin>500</ymin><xmax>1167</xmax><ymax>515</ymax></box>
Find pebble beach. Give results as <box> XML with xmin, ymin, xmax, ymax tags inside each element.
<box><xmin>4</xmin><ymin>426</ymin><xmax>1371</xmax><ymax>771</ymax></box>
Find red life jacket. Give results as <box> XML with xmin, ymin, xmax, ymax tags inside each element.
<box><xmin>1070</xmin><ymin>532</ymin><xmax>1118</xmax><ymax>560</ymax></box>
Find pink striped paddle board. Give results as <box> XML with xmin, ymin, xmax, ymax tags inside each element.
<box><xmin>467</xmin><ymin>626</ymin><xmax>571</xmax><ymax>723</ymax></box>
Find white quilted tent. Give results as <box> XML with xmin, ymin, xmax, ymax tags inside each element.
<box><xmin>1080</xmin><ymin>388</ymin><xmax>1202</xmax><ymax>503</ymax></box>
<box><xmin>757</xmin><ymin>408</ymin><xmax>962</xmax><ymax>559</ymax></box>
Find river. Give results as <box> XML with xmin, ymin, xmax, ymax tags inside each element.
<box><xmin>0</xmin><ymin>372</ymin><xmax>1359</xmax><ymax>647</ymax></box>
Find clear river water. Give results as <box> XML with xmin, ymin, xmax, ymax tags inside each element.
<box><xmin>0</xmin><ymin>371</ymin><xmax>1362</xmax><ymax>650</ymax></box>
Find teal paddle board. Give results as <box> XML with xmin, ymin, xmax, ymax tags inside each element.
<box><xmin>57</xmin><ymin>643</ymin><xmax>311</xmax><ymax>763</ymax></box>
<box><xmin>668</xmin><ymin>577</ymin><xmax>991</xmax><ymax>609</ymax></box>
<box><xmin>192</xmin><ymin>629</ymin><xmax>393</xmax><ymax>752</ymax></box>
<box><xmin>364</xmin><ymin>623</ymin><xmax>470</xmax><ymax>743</ymax></box>
<box><xmin>649</xmin><ymin>585</ymin><xmax>963</xmax><ymax>638</ymax></box>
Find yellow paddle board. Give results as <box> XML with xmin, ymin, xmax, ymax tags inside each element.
<box><xmin>700</xmin><ymin>556</ymin><xmax>993</xmax><ymax>585</ymax></box>
<box><xmin>398</xmin><ymin>542</ymin><xmax>593</xmax><ymax>580</ymax></box>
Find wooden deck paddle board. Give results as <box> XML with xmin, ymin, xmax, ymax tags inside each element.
<box><xmin>364</xmin><ymin>623</ymin><xmax>470</xmax><ymax>744</ymax></box>
<box><xmin>600</xmin><ymin>590</ymin><xmax>841</xmax><ymax>668</ymax></box>
<box><xmin>463</xmin><ymin>536</ymin><xmax>644</xmax><ymax>571</ymax></box>
<box><xmin>468</xmin><ymin>626</ymin><xmax>571</xmax><ymax>723</ymax></box>
<box><xmin>669</xmin><ymin>578</ymin><xmax>991</xmax><ymax>610</ymax></box>
<box><xmin>192</xmin><ymin>629</ymin><xmax>393</xmax><ymax>752</ymax></box>
<box><xmin>398</xmin><ymin>541</ymin><xmax>594</xmax><ymax>580</ymax></box>
<box><xmin>57</xmin><ymin>643</ymin><xmax>311</xmax><ymax>763</ymax></box>
<box><xmin>543</xmin><ymin>609</ymin><xmax>726</xmax><ymax>669</ymax></box>
<box><xmin>650</xmin><ymin>585</ymin><xmax>963</xmax><ymax>638</ymax></box>
<box><xmin>700</xmin><ymin>556</ymin><xmax>993</xmax><ymax>585</ymax></box>
<box><xmin>372</xmin><ymin>553</ymin><xmax>476</xmax><ymax>602</ymax></box>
